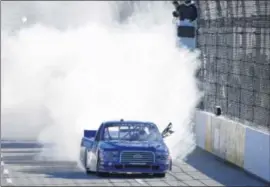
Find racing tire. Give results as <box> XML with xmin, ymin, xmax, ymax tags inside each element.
<box><xmin>154</xmin><ymin>173</ymin><xmax>166</xmax><ymax>178</ymax></box>
<box><xmin>84</xmin><ymin>149</ymin><xmax>94</xmax><ymax>174</ymax></box>
<box><xmin>96</xmin><ymin>152</ymin><xmax>109</xmax><ymax>177</ymax></box>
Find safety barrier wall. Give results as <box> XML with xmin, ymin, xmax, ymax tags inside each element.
<box><xmin>195</xmin><ymin>110</ymin><xmax>270</xmax><ymax>182</ymax></box>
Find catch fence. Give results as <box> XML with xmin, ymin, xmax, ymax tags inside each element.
<box><xmin>194</xmin><ymin>0</ymin><xmax>270</xmax><ymax>131</ymax></box>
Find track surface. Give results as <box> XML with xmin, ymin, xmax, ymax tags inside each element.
<box><xmin>1</xmin><ymin>140</ymin><xmax>267</xmax><ymax>186</ymax></box>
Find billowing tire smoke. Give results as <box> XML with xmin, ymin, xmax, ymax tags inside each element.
<box><xmin>1</xmin><ymin>1</ymin><xmax>201</xmax><ymax>163</ymax></box>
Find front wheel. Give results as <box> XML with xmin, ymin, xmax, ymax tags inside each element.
<box><xmin>84</xmin><ymin>149</ymin><xmax>93</xmax><ymax>174</ymax></box>
<box><xmin>154</xmin><ymin>173</ymin><xmax>166</xmax><ymax>178</ymax></box>
<box><xmin>96</xmin><ymin>152</ymin><xmax>109</xmax><ymax>177</ymax></box>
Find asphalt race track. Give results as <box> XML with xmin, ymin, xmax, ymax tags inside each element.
<box><xmin>1</xmin><ymin>140</ymin><xmax>267</xmax><ymax>186</ymax></box>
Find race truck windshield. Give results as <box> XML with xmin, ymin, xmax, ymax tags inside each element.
<box><xmin>102</xmin><ymin>123</ymin><xmax>163</xmax><ymax>142</ymax></box>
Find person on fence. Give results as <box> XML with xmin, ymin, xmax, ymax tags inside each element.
<box><xmin>172</xmin><ymin>0</ymin><xmax>198</xmax><ymax>50</ymax></box>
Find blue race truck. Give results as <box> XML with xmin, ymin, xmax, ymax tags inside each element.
<box><xmin>80</xmin><ymin>119</ymin><xmax>174</xmax><ymax>177</ymax></box>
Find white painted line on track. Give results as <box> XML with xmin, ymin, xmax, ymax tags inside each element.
<box><xmin>6</xmin><ymin>178</ymin><xmax>13</xmax><ymax>186</ymax></box>
<box><xmin>1</xmin><ymin>157</ymin><xmax>14</xmax><ymax>186</ymax></box>
<box><xmin>3</xmin><ymin>169</ymin><xmax>9</xmax><ymax>175</ymax></box>
<box><xmin>135</xmin><ymin>179</ymin><xmax>147</xmax><ymax>186</ymax></box>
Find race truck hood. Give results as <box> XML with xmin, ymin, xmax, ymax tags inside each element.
<box><xmin>99</xmin><ymin>140</ymin><xmax>168</xmax><ymax>152</ymax></box>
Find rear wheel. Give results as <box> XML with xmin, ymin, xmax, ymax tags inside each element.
<box><xmin>154</xmin><ymin>173</ymin><xmax>166</xmax><ymax>178</ymax></box>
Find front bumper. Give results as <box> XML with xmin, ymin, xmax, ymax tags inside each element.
<box><xmin>98</xmin><ymin>161</ymin><xmax>171</xmax><ymax>174</ymax></box>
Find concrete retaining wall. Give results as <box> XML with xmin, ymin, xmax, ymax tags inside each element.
<box><xmin>195</xmin><ymin>110</ymin><xmax>270</xmax><ymax>182</ymax></box>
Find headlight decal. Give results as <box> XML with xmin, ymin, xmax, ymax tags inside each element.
<box><xmin>156</xmin><ymin>152</ymin><xmax>170</xmax><ymax>160</ymax></box>
<box><xmin>99</xmin><ymin>150</ymin><xmax>119</xmax><ymax>161</ymax></box>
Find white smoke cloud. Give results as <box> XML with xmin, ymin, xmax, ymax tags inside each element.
<box><xmin>1</xmin><ymin>1</ymin><xmax>201</xmax><ymax>163</ymax></box>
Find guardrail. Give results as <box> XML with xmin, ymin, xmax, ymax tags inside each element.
<box><xmin>195</xmin><ymin>110</ymin><xmax>270</xmax><ymax>182</ymax></box>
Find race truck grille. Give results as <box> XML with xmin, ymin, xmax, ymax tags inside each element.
<box><xmin>120</xmin><ymin>151</ymin><xmax>155</xmax><ymax>163</ymax></box>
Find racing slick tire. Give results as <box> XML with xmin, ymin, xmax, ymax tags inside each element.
<box><xmin>96</xmin><ymin>152</ymin><xmax>109</xmax><ymax>177</ymax></box>
<box><xmin>154</xmin><ymin>173</ymin><xmax>166</xmax><ymax>178</ymax></box>
<box><xmin>84</xmin><ymin>149</ymin><xmax>94</xmax><ymax>174</ymax></box>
